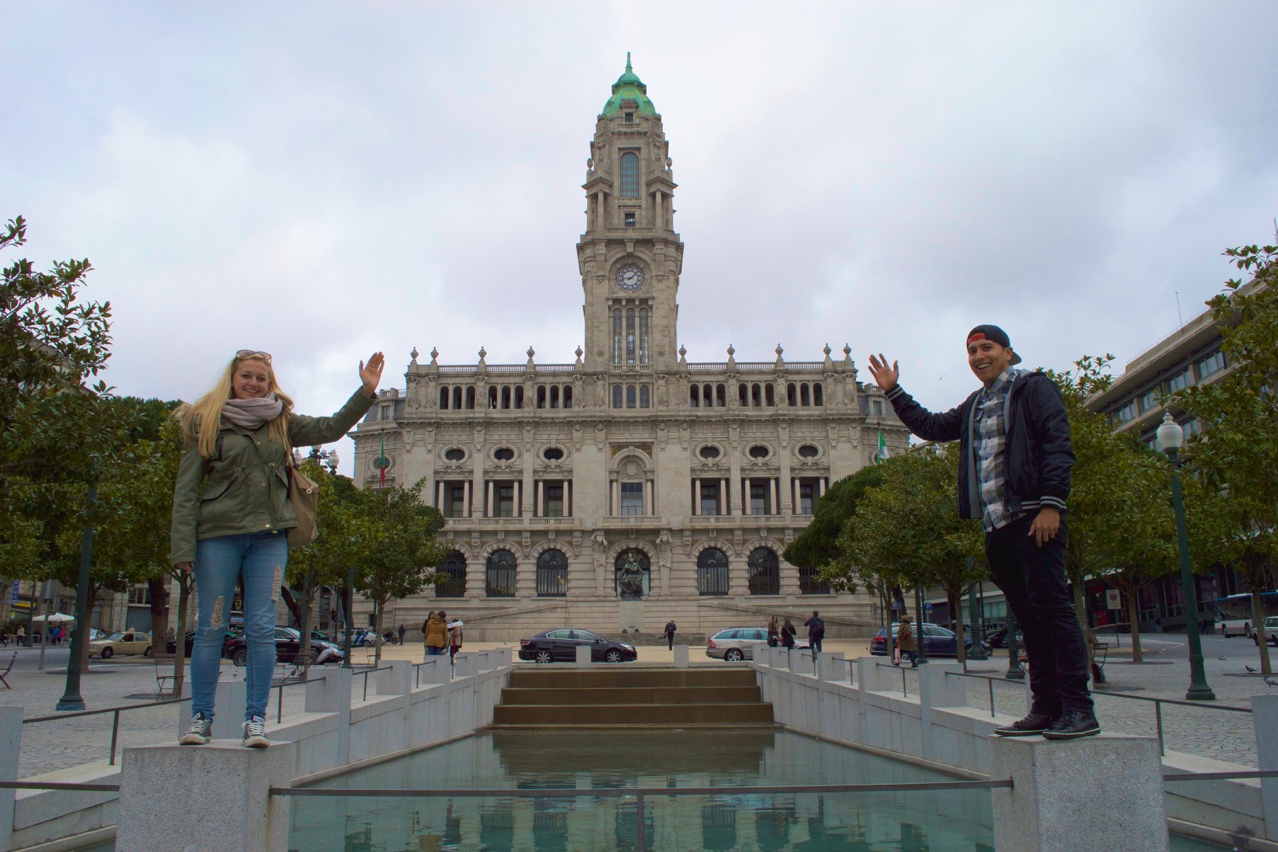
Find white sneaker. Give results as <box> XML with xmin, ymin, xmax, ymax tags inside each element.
<box><xmin>242</xmin><ymin>715</ymin><xmax>270</xmax><ymax>749</ymax></box>
<box><xmin>180</xmin><ymin>713</ymin><xmax>212</xmax><ymax>745</ymax></box>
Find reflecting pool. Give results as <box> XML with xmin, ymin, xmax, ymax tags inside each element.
<box><xmin>293</xmin><ymin>729</ymin><xmax>985</xmax><ymax>851</ymax></box>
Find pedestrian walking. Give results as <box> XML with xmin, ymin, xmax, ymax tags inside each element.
<box><xmin>767</xmin><ymin>615</ymin><xmax>780</xmax><ymax>647</ymax></box>
<box><xmin>397</xmin><ymin>623</ymin><xmax>406</xmax><ymax>645</ymax></box>
<box><xmin>423</xmin><ymin>611</ymin><xmax>449</xmax><ymax>657</ymax></box>
<box><xmin>664</xmin><ymin>620</ymin><xmax>677</xmax><ymax>651</ymax></box>
<box><xmin>16</xmin><ymin>625</ymin><xmax>25</xmax><ymax>647</ymax></box>
<box><xmin>869</xmin><ymin>325</ymin><xmax>1099</xmax><ymax>740</ymax></box>
<box><xmin>896</xmin><ymin>616</ymin><xmax>918</xmax><ymax>667</ymax></box>
<box><xmin>172</xmin><ymin>348</ymin><xmax>385</xmax><ymax>748</ymax></box>
<box><xmin>780</xmin><ymin>617</ymin><xmax>796</xmax><ymax>649</ymax></box>
<box><xmin>448</xmin><ymin>619</ymin><xmax>463</xmax><ymax>663</ymax></box>
<box><xmin>804</xmin><ymin>610</ymin><xmax>825</xmax><ymax>655</ymax></box>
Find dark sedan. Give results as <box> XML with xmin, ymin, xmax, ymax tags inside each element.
<box><xmin>869</xmin><ymin>622</ymin><xmax>991</xmax><ymax>658</ymax></box>
<box><xmin>518</xmin><ymin>628</ymin><xmax>637</xmax><ymax>664</ymax></box>
<box><xmin>226</xmin><ymin>627</ymin><xmax>345</xmax><ymax>666</ymax></box>
<box><xmin>985</xmin><ymin>627</ymin><xmax>1023</xmax><ymax>649</ymax></box>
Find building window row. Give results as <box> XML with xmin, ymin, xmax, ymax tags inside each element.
<box><xmin>1115</xmin><ymin>350</ymin><xmax>1228</xmax><ymax>425</ymax></box>
<box><xmin>435</xmin><ymin>480</ymin><xmax>572</xmax><ymax>519</ymax></box>
<box><xmin>786</xmin><ymin>382</ymin><xmax>825</xmax><ymax>407</ymax></box>
<box><xmin>692</xmin><ymin>477</ymin><xmax>828</xmax><ymax>516</ymax></box>
<box><xmin>435</xmin><ymin>545</ymin><xmax>830</xmax><ymax>600</ymax></box>
<box><xmin>534</xmin><ymin>385</ymin><xmax>574</xmax><ymax>409</ymax></box>
<box><xmin>611</xmin><ymin>383</ymin><xmax>651</xmax><ymax>408</ymax></box>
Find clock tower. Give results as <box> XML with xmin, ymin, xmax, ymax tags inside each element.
<box><xmin>577</xmin><ymin>55</ymin><xmax>684</xmax><ymax>372</ymax></box>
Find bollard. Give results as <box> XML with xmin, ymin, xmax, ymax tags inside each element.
<box><xmin>211</xmin><ymin>678</ymin><xmax>249</xmax><ymax>741</ymax></box>
<box><xmin>117</xmin><ymin>740</ymin><xmax>296</xmax><ymax>852</ymax></box>
<box><xmin>1255</xmin><ymin>694</ymin><xmax>1278</xmax><ymax>840</ymax></box>
<box><xmin>575</xmin><ymin>645</ymin><xmax>591</xmax><ymax>667</ymax></box>
<box><xmin>0</xmin><ymin>706</ymin><xmax>21</xmax><ymax>852</ymax></box>
<box><xmin>673</xmin><ymin>645</ymin><xmax>689</xmax><ymax>668</ymax></box>
<box><xmin>453</xmin><ymin>654</ymin><xmax>478</xmax><ymax>678</ymax></box>
<box><xmin>376</xmin><ymin>660</ymin><xmax>412</xmax><ymax>696</ymax></box>
<box><xmin>421</xmin><ymin>656</ymin><xmax>450</xmax><ymax>685</ymax></box>
<box><xmin>305</xmin><ymin>667</ymin><xmax>352</xmax><ymax>766</ymax></box>
<box><xmin>817</xmin><ymin>651</ymin><xmax>846</xmax><ymax>682</ymax></box>
<box><xmin>991</xmin><ymin>734</ymin><xmax>1165</xmax><ymax>850</ymax></box>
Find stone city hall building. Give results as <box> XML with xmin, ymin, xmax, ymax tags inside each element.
<box><xmin>352</xmin><ymin>59</ymin><xmax>910</xmax><ymax>641</ymax></box>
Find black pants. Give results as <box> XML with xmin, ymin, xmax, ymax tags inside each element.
<box><xmin>986</xmin><ymin>514</ymin><xmax>1094</xmax><ymax>717</ymax></box>
<box><xmin>666</xmin><ymin>634</ymin><xmax>674</xmax><ymax>650</ymax></box>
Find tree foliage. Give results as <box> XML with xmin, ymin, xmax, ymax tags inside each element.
<box><xmin>1175</xmin><ymin>240</ymin><xmax>1278</xmax><ymax>672</ymax></box>
<box><xmin>783</xmin><ymin>465</ymin><xmax>884</xmax><ymax>573</ymax></box>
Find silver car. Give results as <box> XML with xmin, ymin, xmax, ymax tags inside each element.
<box><xmin>706</xmin><ymin>627</ymin><xmax>771</xmax><ymax>662</ymax></box>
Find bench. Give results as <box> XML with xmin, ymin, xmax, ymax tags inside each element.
<box><xmin>0</xmin><ymin>651</ymin><xmax>15</xmax><ymax>689</ymax></box>
<box><xmin>1090</xmin><ymin>641</ymin><xmax>1109</xmax><ymax>685</ymax></box>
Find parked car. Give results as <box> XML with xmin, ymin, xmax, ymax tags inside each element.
<box><xmin>705</xmin><ymin>627</ymin><xmax>809</xmax><ymax>661</ymax></box>
<box><xmin>226</xmin><ymin>627</ymin><xmax>345</xmax><ymax>667</ymax></box>
<box><xmin>166</xmin><ymin>630</ymin><xmax>238</xmax><ymax>657</ymax></box>
<box><xmin>985</xmin><ymin>627</ymin><xmax>1023</xmax><ymax>649</ymax></box>
<box><xmin>1253</xmin><ymin>616</ymin><xmax>1278</xmax><ymax>647</ymax></box>
<box><xmin>518</xmin><ymin>628</ymin><xmax>636</xmax><ymax>663</ymax></box>
<box><xmin>868</xmin><ymin>623</ymin><xmax>990</xmax><ymax>658</ymax></box>
<box><xmin>88</xmin><ymin>630</ymin><xmax>153</xmax><ymax>659</ymax></box>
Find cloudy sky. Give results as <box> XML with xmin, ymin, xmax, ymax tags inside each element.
<box><xmin>4</xmin><ymin>2</ymin><xmax>1276</xmax><ymax>473</ymax></box>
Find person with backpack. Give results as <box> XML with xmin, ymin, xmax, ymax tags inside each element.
<box><xmin>804</xmin><ymin>611</ymin><xmax>825</xmax><ymax>654</ymax></box>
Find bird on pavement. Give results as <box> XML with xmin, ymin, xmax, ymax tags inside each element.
<box><xmin>1265</xmin><ymin>676</ymin><xmax>1277</xmax><ymax>689</ymax></box>
<box><xmin>1246</xmin><ymin>664</ymin><xmax>1258</xmax><ymax>673</ymax></box>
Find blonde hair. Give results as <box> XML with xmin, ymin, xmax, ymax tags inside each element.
<box><xmin>175</xmin><ymin>354</ymin><xmax>295</xmax><ymax>458</ymax></box>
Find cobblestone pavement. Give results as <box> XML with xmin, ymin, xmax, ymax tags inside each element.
<box><xmin>1</xmin><ymin>632</ymin><xmax>1271</xmax><ymax>777</ymax></box>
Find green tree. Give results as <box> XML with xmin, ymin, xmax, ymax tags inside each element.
<box><xmin>1175</xmin><ymin>240</ymin><xmax>1278</xmax><ymax>672</ymax></box>
<box><xmin>783</xmin><ymin>465</ymin><xmax>885</xmax><ymax>575</ymax></box>
<box><xmin>834</xmin><ymin>445</ymin><xmax>986</xmax><ymax>661</ymax></box>
<box><xmin>351</xmin><ymin>481</ymin><xmax>448</xmax><ymax>665</ymax></box>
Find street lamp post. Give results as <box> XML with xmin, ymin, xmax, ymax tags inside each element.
<box><xmin>1155</xmin><ymin>413</ymin><xmax>1216</xmax><ymax>701</ymax></box>
<box><xmin>1004</xmin><ymin>609</ymin><xmax>1024</xmax><ymax>681</ymax></box>
<box><xmin>57</xmin><ymin>476</ymin><xmax>97</xmax><ymax>712</ymax></box>
<box><xmin>913</xmin><ymin>586</ymin><xmax>928</xmax><ymax>665</ymax></box>
<box><xmin>967</xmin><ymin>575</ymin><xmax>988</xmax><ymax>661</ymax></box>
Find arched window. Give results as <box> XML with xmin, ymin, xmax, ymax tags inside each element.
<box><xmin>747</xmin><ymin>547</ymin><xmax>780</xmax><ymax>595</ymax></box>
<box><xmin>800</xmin><ymin>383</ymin><xmax>810</xmax><ymax>406</ymax></box>
<box><xmin>437</xmin><ymin>551</ymin><xmax>466</xmax><ymax>598</ymax></box>
<box><xmin>716</xmin><ymin>384</ymin><xmax>727</xmax><ymax>407</ymax></box>
<box><xmin>626</xmin><ymin>309</ymin><xmax>636</xmax><ymax>364</ymax></box>
<box><xmin>626</xmin><ymin>384</ymin><xmax>637</xmax><ymax>409</ymax></box>
<box><xmin>739</xmin><ymin>384</ymin><xmax>748</xmax><ymax>406</ymax></box>
<box><xmin>563</xmin><ymin>386</ymin><xmax>573</xmax><ymax>409</ymax></box>
<box><xmin>639</xmin><ymin>309</ymin><xmax>649</xmax><ymax>364</ymax></box>
<box><xmin>485</xmin><ymin>550</ymin><xmax>516</xmax><ymax>597</ymax></box>
<box><xmin>613</xmin><ymin>385</ymin><xmax>623</xmax><ymax>409</ymax></box>
<box><xmin>613</xmin><ymin>309</ymin><xmax>623</xmax><ymax>365</ymax></box>
<box><xmin>550</xmin><ymin>386</ymin><xmax>560</xmax><ymax>409</ymax></box>
<box><xmin>536</xmin><ymin>386</ymin><xmax>547</xmax><ymax>409</ymax></box>
<box><xmin>752</xmin><ymin>384</ymin><xmax>762</xmax><ymax>407</ymax></box>
<box><xmin>514</xmin><ymin>387</ymin><xmax>524</xmax><ymax>409</ymax></box>
<box><xmin>703</xmin><ymin>384</ymin><xmax>713</xmax><ymax>407</ymax></box>
<box><xmin>697</xmin><ymin>548</ymin><xmax>729</xmax><ymax>596</ymax></box>
<box><xmin>536</xmin><ymin>550</ymin><xmax>567</xmax><ymax>597</ymax></box>
<box><xmin>620</xmin><ymin>151</ymin><xmax>640</xmax><ymax>197</ymax></box>
<box><xmin>439</xmin><ymin>387</ymin><xmax>450</xmax><ymax>410</ymax></box>
<box><xmin>800</xmin><ymin>565</ymin><xmax>832</xmax><ymax>595</ymax></box>
<box><xmin>465</xmin><ymin>387</ymin><xmax>475</xmax><ymax>409</ymax></box>
<box><xmin>453</xmin><ymin>386</ymin><xmax>463</xmax><ymax>410</ymax></box>
<box><xmin>501</xmin><ymin>386</ymin><xmax>511</xmax><ymax>409</ymax></box>
<box><xmin>787</xmin><ymin>383</ymin><xmax>797</xmax><ymax>407</ymax></box>
<box><xmin>639</xmin><ymin>385</ymin><xmax>650</xmax><ymax>408</ymax></box>
<box><xmin>813</xmin><ymin>383</ymin><xmax>824</xmax><ymax>406</ymax></box>
<box><xmin>765</xmin><ymin>384</ymin><xmax>775</xmax><ymax>406</ymax></box>
<box><xmin>690</xmin><ymin>385</ymin><xmax>700</xmax><ymax>408</ymax></box>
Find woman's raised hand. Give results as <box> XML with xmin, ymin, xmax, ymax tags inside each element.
<box><xmin>360</xmin><ymin>352</ymin><xmax>386</xmax><ymax>395</ymax></box>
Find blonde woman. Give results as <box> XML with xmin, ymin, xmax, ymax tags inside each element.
<box><xmin>171</xmin><ymin>349</ymin><xmax>384</xmax><ymax>747</ymax></box>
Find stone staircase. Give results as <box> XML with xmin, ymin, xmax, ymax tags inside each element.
<box><xmin>491</xmin><ymin>666</ymin><xmax>775</xmax><ymax>728</ymax></box>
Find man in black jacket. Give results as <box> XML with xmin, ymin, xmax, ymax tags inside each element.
<box><xmin>868</xmin><ymin>325</ymin><xmax>1099</xmax><ymax>739</ymax></box>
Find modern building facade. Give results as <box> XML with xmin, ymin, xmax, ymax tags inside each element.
<box><xmin>349</xmin><ymin>59</ymin><xmax>910</xmax><ymax>641</ymax></box>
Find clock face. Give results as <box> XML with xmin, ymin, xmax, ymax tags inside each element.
<box><xmin>616</xmin><ymin>265</ymin><xmax>645</xmax><ymax>292</ymax></box>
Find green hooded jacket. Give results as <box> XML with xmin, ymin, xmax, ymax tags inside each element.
<box><xmin>169</xmin><ymin>388</ymin><xmax>376</xmax><ymax>565</ymax></box>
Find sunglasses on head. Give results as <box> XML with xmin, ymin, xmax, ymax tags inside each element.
<box><xmin>236</xmin><ymin>350</ymin><xmax>272</xmax><ymax>361</ymax></box>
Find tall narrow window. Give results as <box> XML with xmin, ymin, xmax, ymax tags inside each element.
<box><xmin>626</xmin><ymin>384</ymin><xmax>636</xmax><ymax>409</ymax></box>
<box><xmin>639</xmin><ymin>309</ymin><xmax>649</xmax><ymax>364</ymax></box>
<box><xmin>485</xmin><ymin>550</ymin><xmax>517</xmax><ymax>598</ymax></box>
<box><xmin>613</xmin><ymin>385</ymin><xmax>623</xmax><ymax>408</ymax></box>
<box><xmin>620</xmin><ymin>482</ymin><xmax>644</xmax><ymax>516</ymax></box>
<box><xmin>620</xmin><ymin>152</ymin><xmax>639</xmax><ymax>197</ymax></box>
<box><xmin>438</xmin><ymin>551</ymin><xmax>467</xmax><ymax>598</ymax></box>
<box><xmin>544</xmin><ymin>483</ymin><xmax>564</xmax><ymax>518</ymax></box>
<box><xmin>626</xmin><ymin>309</ymin><xmax>636</xmax><ymax>364</ymax></box>
<box><xmin>748</xmin><ymin>547</ymin><xmax>780</xmax><ymax>596</ymax></box>
<box><xmin>639</xmin><ymin>385</ymin><xmax>650</xmax><ymax>408</ymax></box>
<box><xmin>536</xmin><ymin>550</ymin><xmax>568</xmax><ymax>597</ymax></box>
<box><xmin>549</xmin><ymin>386</ymin><xmax>559</xmax><ymax>409</ymax></box>
<box><xmin>698</xmin><ymin>548</ymin><xmax>729</xmax><ymax>596</ymax></box>
<box><xmin>612</xmin><ymin>309</ymin><xmax>623</xmax><ymax>365</ymax></box>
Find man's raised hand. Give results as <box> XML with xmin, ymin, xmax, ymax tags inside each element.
<box><xmin>867</xmin><ymin>354</ymin><xmax>900</xmax><ymax>391</ymax></box>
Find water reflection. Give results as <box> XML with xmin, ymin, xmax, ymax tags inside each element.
<box><xmin>290</xmin><ymin>730</ymin><xmax>1003</xmax><ymax>851</ymax></box>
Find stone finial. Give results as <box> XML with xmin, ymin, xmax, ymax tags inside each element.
<box><xmin>678</xmin><ymin>345</ymin><xmax>687</xmax><ymax>365</ymax></box>
<box><xmin>574</xmin><ymin>346</ymin><xmax>584</xmax><ymax>367</ymax></box>
<box><xmin>726</xmin><ymin>344</ymin><xmax>736</xmax><ymax>368</ymax></box>
<box><xmin>526</xmin><ymin>347</ymin><xmax>536</xmax><ymax>369</ymax></box>
<box><xmin>823</xmin><ymin>344</ymin><xmax>832</xmax><ymax>357</ymax></box>
<box><xmin>429</xmin><ymin>347</ymin><xmax>439</xmax><ymax>366</ymax></box>
<box><xmin>478</xmin><ymin>347</ymin><xmax>487</xmax><ymax>367</ymax></box>
<box><xmin>843</xmin><ymin>343</ymin><xmax>854</xmax><ymax>368</ymax></box>
<box><xmin>775</xmin><ymin>344</ymin><xmax>785</xmax><ymax>367</ymax></box>
<box><xmin>410</xmin><ymin>346</ymin><xmax>419</xmax><ymax>364</ymax></box>
<box><xmin>823</xmin><ymin>344</ymin><xmax>834</xmax><ymax>369</ymax></box>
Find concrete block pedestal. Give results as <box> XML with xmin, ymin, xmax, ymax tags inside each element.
<box><xmin>991</xmin><ymin>734</ymin><xmax>1165</xmax><ymax>851</ymax></box>
<box><xmin>116</xmin><ymin>740</ymin><xmax>296</xmax><ymax>852</ymax></box>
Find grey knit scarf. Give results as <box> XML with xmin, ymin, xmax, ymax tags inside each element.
<box><xmin>222</xmin><ymin>396</ymin><xmax>284</xmax><ymax>430</ymax></box>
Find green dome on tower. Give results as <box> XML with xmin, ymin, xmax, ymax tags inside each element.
<box><xmin>602</xmin><ymin>53</ymin><xmax>656</xmax><ymax>116</ymax></box>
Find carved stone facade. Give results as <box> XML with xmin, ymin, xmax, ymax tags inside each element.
<box><xmin>352</xmin><ymin>59</ymin><xmax>911</xmax><ymax>641</ymax></box>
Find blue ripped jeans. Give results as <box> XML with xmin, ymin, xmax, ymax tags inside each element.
<box><xmin>190</xmin><ymin>531</ymin><xmax>287</xmax><ymax>721</ymax></box>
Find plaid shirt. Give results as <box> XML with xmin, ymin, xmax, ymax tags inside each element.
<box><xmin>974</xmin><ymin>367</ymin><xmax>1040</xmax><ymax>531</ymax></box>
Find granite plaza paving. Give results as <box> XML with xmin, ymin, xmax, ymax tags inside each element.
<box><xmin>0</xmin><ymin>631</ymin><xmax>1269</xmax><ymax>778</ymax></box>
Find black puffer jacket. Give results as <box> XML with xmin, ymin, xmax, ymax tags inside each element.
<box><xmin>884</xmin><ymin>371</ymin><xmax>1073</xmax><ymax>520</ymax></box>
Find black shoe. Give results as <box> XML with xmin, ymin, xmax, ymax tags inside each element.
<box><xmin>1042</xmin><ymin>710</ymin><xmax>1101</xmax><ymax>740</ymax></box>
<box><xmin>994</xmin><ymin>712</ymin><xmax>1056</xmax><ymax>737</ymax></box>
